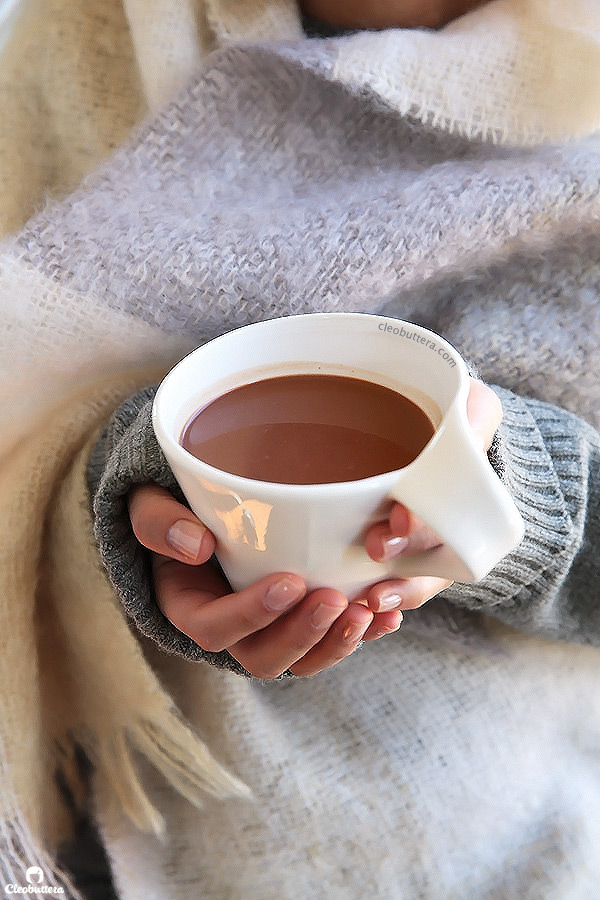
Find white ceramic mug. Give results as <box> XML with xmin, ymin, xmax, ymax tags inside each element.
<box><xmin>153</xmin><ymin>313</ymin><xmax>524</xmax><ymax>598</ymax></box>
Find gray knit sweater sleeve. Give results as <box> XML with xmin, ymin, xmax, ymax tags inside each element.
<box><xmin>87</xmin><ymin>384</ymin><xmax>600</xmax><ymax>664</ymax></box>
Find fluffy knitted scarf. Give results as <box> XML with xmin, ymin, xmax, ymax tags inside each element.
<box><xmin>1</xmin><ymin>0</ymin><xmax>600</xmax><ymax>891</ymax></box>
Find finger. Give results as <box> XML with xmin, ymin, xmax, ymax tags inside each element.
<box><xmin>129</xmin><ymin>483</ymin><xmax>215</xmax><ymax>564</ymax></box>
<box><xmin>361</xmin><ymin>608</ymin><xmax>404</xmax><ymax>641</ymax></box>
<box><xmin>289</xmin><ymin>604</ymin><xmax>405</xmax><ymax>677</ymax></box>
<box><xmin>229</xmin><ymin>588</ymin><xmax>350</xmax><ymax>679</ymax></box>
<box><xmin>282</xmin><ymin>602</ymin><xmax>374</xmax><ymax>677</ymax></box>
<box><xmin>366</xmin><ymin>576</ymin><xmax>453</xmax><ymax>612</ymax></box>
<box><xmin>365</xmin><ymin>518</ymin><xmax>442</xmax><ymax>563</ymax></box>
<box><xmin>467</xmin><ymin>379</ymin><xmax>503</xmax><ymax>451</ymax></box>
<box><xmin>153</xmin><ymin>559</ymin><xmax>309</xmax><ymax>652</ymax></box>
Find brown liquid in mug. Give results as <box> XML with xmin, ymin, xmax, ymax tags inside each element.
<box><xmin>180</xmin><ymin>373</ymin><xmax>435</xmax><ymax>484</ymax></box>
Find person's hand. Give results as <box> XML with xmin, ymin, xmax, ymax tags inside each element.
<box><xmin>128</xmin><ymin>378</ymin><xmax>500</xmax><ymax>677</ymax></box>
<box><xmin>362</xmin><ymin>378</ymin><xmax>503</xmax><ymax>614</ymax></box>
<box><xmin>299</xmin><ymin>0</ymin><xmax>489</xmax><ymax>31</ymax></box>
<box><xmin>128</xmin><ymin>486</ymin><xmax>403</xmax><ymax>679</ymax></box>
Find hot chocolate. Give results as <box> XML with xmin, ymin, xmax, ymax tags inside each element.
<box><xmin>180</xmin><ymin>373</ymin><xmax>435</xmax><ymax>484</ymax></box>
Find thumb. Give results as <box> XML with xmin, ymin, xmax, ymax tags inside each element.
<box><xmin>466</xmin><ymin>379</ymin><xmax>503</xmax><ymax>452</ymax></box>
<box><xmin>128</xmin><ymin>483</ymin><xmax>216</xmax><ymax>564</ymax></box>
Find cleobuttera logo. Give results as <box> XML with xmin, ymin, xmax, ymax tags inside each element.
<box><xmin>3</xmin><ymin>865</ymin><xmax>65</xmax><ymax>894</ymax></box>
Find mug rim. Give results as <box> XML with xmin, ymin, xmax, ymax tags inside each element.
<box><xmin>153</xmin><ymin>312</ymin><xmax>469</xmax><ymax>494</ymax></box>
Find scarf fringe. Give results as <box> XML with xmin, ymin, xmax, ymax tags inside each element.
<box><xmin>93</xmin><ymin>717</ymin><xmax>252</xmax><ymax>838</ymax></box>
<box><xmin>0</xmin><ymin>708</ymin><xmax>252</xmax><ymax>885</ymax></box>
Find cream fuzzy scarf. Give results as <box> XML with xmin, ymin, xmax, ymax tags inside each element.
<box><xmin>1</xmin><ymin>0</ymin><xmax>599</xmax><ymax>889</ymax></box>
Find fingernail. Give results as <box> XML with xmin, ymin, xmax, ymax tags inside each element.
<box><xmin>166</xmin><ymin>519</ymin><xmax>208</xmax><ymax>560</ymax></box>
<box><xmin>264</xmin><ymin>577</ymin><xmax>305</xmax><ymax>612</ymax></box>
<box><xmin>310</xmin><ymin>602</ymin><xmax>344</xmax><ymax>630</ymax></box>
<box><xmin>342</xmin><ymin>620</ymin><xmax>370</xmax><ymax>644</ymax></box>
<box><xmin>373</xmin><ymin>612</ymin><xmax>404</xmax><ymax>638</ymax></box>
<box><xmin>380</xmin><ymin>535</ymin><xmax>409</xmax><ymax>561</ymax></box>
<box><xmin>375</xmin><ymin>590</ymin><xmax>403</xmax><ymax>612</ymax></box>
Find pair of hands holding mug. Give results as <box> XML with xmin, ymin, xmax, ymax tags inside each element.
<box><xmin>129</xmin><ymin>379</ymin><xmax>502</xmax><ymax>678</ymax></box>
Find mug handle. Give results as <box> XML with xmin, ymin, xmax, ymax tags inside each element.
<box><xmin>385</xmin><ymin>404</ymin><xmax>524</xmax><ymax>583</ymax></box>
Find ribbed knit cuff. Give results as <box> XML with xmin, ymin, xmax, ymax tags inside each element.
<box><xmin>444</xmin><ymin>386</ymin><xmax>597</xmax><ymax>643</ymax></box>
<box><xmin>87</xmin><ymin>387</ymin><xmax>251</xmax><ymax>674</ymax></box>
